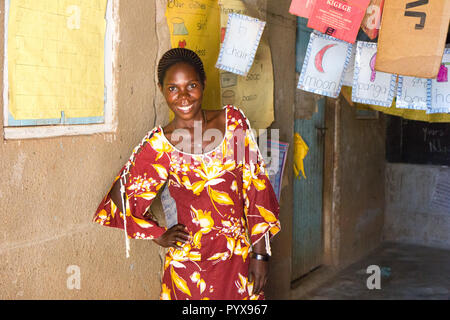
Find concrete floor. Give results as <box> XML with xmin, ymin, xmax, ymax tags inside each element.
<box><xmin>302</xmin><ymin>242</ymin><xmax>450</xmax><ymax>300</ymax></box>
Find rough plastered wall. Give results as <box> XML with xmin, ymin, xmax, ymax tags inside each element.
<box><xmin>326</xmin><ymin>98</ymin><xmax>386</xmax><ymax>268</ymax></box>
<box><xmin>384</xmin><ymin>164</ymin><xmax>450</xmax><ymax>249</ymax></box>
<box><xmin>264</xmin><ymin>0</ymin><xmax>296</xmax><ymax>300</ymax></box>
<box><xmin>0</xmin><ymin>0</ymin><xmax>170</xmax><ymax>299</ymax></box>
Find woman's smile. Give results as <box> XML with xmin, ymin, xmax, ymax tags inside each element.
<box><xmin>177</xmin><ymin>104</ymin><xmax>194</xmax><ymax>113</ymax></box>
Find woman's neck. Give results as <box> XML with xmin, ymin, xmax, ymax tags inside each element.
<box><xmin>173</xmin><ymin>109</ymin><xmax>205</xmax><ymax>130</ymax></box>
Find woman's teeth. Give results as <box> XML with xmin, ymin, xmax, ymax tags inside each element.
<box><xmin>178</xmin><ymin>104</ymin><xmax>193</xmax><ymax>112</ymax></box>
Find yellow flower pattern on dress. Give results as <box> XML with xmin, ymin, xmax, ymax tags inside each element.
<box><xmin>93</xmin><ymin>106</ymin><xmax>280</xmax><ymax>300</ymax></box>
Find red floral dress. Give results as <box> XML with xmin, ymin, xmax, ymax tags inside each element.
<box><xmin>93</xmin><ymin>105</ymin><xmax>281</xmax><ymax>300</ymax></box>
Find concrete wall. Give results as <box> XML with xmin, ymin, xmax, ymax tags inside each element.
<box><xmin>0</xmin><ymin>0</ymin><xmax>169</xmax><ymax>299</ymax></box>
<box><xmin>323</xmin><ymin>98</ymin><xmax>386</xmax><ymax>269</ymax></box>
<box><xmin>384</xmin><ymin>163</ymin><xmax>450</xmax><ymax>249</ymax></box>
<box><xmin>264</xmin><ymin>0</ymin><xmax>297</xmax><ymax>300</ymax></box>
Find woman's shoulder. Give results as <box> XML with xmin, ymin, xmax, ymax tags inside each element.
<box><xmin>224</xmin><ymin>105</ymin><xmax>251</xmax><ymax>130</ymax></box>
<box><xmin>130</xmin><ymin>126</ymin><xmax>170</xmax><ymax>157</ymax></box>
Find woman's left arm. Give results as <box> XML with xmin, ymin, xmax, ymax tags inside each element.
<box><xmin>248</xmin><ymin>240</ymin><xmax>269</xmax><ymax>295</ymax></box>
<box><xmin>237</xmin><ymin>108</ymin><xmax>281</xmax><ymax>296</ymax></box>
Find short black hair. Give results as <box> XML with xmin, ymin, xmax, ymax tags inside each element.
<box><xmin>157</xmin><ymin>48</ymin><xmax>206</xmax><ymax>86</ymax></box>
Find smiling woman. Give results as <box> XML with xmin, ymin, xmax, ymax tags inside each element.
<box><xmin>93</xmin><ymin>48</ymin><xmax>281</xmax><ymax>300</ymax></box>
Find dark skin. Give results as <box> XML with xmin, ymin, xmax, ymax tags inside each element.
<box><xmin>110</xmin><ymin>62</ymin><xmax>269</xmax><ymax>295</ymax></box>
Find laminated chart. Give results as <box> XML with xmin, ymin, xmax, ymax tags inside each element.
<box><xmin>352</xmin><ymin>41</ymin><xmax>396</xmax><ymax>107</ymax></box>
<box><xmin>165</xmin><ymin>0</ymin><xmax>221</xmax><ymax>110</ymax></box>
<box><xmin>218</xmin><ymin>0</ymin><xmax>274</xmax><ymax>130</ymax></box>
<box><xmin>297</xmin><ymin>32</ymin><xmax>352</xmax><ymax>98</ymax></box>
<box><xmin>216</xmin><ymin>13</ymin><xmax>265</xmax><ymax>76</ymax></box>
<box><xmin>7</xmin><ymin>0</ymin><xmax>108</xmax><ymax>124</ymax></box>
<box><xmin>427</xmin><ymin>49</ymin><xmax>450</xmax><ymax>114</ymax></box>
<box><xmin>396</xmin><ymin>76</ymin><xmax>428</xmax><ymax>111</ymax></box>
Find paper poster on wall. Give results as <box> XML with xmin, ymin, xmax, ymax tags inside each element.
<box><xmin>360</xmin><ymin>0</ymin><xmax>384</xmax><ymax>40</ymax></box>
<box><xmin>218</xmin><ymin>0</ymin><xmax>274</xmax><ymax>130</ymax></box>
<box><xmin>216</xmin><ymin>13</ymin><xmax>266</xmax><ymax>76</ymax></box>
<box><xmin>298</xmin><ymin>32</ymin><xmax>352</xmax><ymax>98</ymax></box>
<box><xmin>261</xmin><ymin>140</ymin><xmax>289</xmax><ymax>201</ymax></box>
<box><xmin>342</xmin><ymin>44</ymin><xmax>356</xmax><ymax>87</ymax></box>
<box><xmin>307</xmin><ymin>0</ymin><xmax>371</xmax><ymax>44</ymax></box>
<box><xmin>352</xmin><ymin>41</ymin><xmax>396</xmax><ymax>107</ymax></box>
<box><xmin>7</xmin><ymin>0</ymin><xmax>108</xmax><ymax>121</ymax></box>
<box><xmin>166</xmin><ymin>0</ymin><xmax>221</xmax><ymax>110</ymax></box>
<box><xmin>289</xmin><ymin>0</ymin><xmax>316</xmax><ymax>19</ymax></box>
<box><xmin>426</xmin><ymin>49</ymin><xmax>450</xmax><ymax>114</ymax></box>
<box><xmin>396</xmin><ymin>76</ymin><xmax>428</xmax><ymax>110</ymax></box>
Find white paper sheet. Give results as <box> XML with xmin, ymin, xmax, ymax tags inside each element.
<box><xmin>352</xmin><ymin>41</ymin><xmax>397</xmax><ymax>107</ymax></box>
<box><xmin>215</xmin><ymin>13</ymin><xmax>265</xmax><ymax>76</ymax></box>
<box><xmin>426</xmin><ymin>49</ymin><xmax>450</xmax><ymax>114</ymax></box>
<box><xmin>396</xmin><ymin>76</ymin><xmax>428</xmax><ymax>110</ymax></box>
<box><xmin>297</xmin><ymin>32</ymin><xmax>352</xmax><ymax>98</ymax></box>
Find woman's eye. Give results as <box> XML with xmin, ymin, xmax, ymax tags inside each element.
<box><xmin>168</xmin><ymin>86</ymin><xmax>177</xmax><ymax>92</ymax></box>
<box><xmin>189</xmin><ymin>83</ymin><xmax>197</xmax><ymax>89</ymax></box>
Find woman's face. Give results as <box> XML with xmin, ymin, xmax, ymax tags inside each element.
<box><xmin>160</xmin><ymin>62</ymin><xmax>204</xmax><ymax>121</ymax></box>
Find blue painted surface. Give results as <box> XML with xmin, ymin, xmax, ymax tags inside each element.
<box><xmin>292</xmin><ymin>98</ymin><xmax>325</xmax><ymax>281</ymax></box>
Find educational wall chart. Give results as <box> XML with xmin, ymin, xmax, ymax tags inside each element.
<box><xmin>352</xmin><ymin>41</ymin><xmax>396</xmax><ymax>107</ymax></box>
<box><xmin>427</xmin><ymin>49</ymin><xmax>450</xmax><ymax>114</ymax></box>
<box><xmin>165</xmin><ymin>0</ymin><xmax>221</xmax><ymax>110</ymax></box>
<box><xmin>262</xmin><ymin>140</ymin><xmax>289</xmax><ymax>201</ymax></box>
<box><xmin>216</xmin><ymin>13</ymin><xmax>266</xmax><ymax>76</ymax></box>
<box><xmin>396</xmin><ymin>76</ymin><xmax>428</xmax><ymax>110</ymax></box>
<box><xmin>218</xmin><ymin>0</ymin><xmax>274</xmax><ymax>130</ymax></box>
<box><xmin>7</xmin><ymin>0</ymin><xmax>107</xmax><ymax>121</ymax></box>
<box><xmin>298</xmin><ymin>32</ymin><xmax>352</xmax><ymax>98</ymax></box>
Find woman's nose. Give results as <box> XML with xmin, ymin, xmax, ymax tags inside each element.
<box><xmin>178</xmin><ymin>87</ymin><xmax>191</xmax><ymax>99</ymax></box>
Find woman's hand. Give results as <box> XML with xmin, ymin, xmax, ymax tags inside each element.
<box><xmin>153</xmin><ymin>224</ymin><xmax>190</xmax><ymax>250</ymax></box>
<box><xmin>248</xmin><ymin>257</ymin><xmax>269</xmax><ymax>296</ymax></box>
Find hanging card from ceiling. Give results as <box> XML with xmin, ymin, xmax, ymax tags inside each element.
<box><xmin>426</xmin><ymin>49</ymin><xmax>450</xmax><ymax>114</ymax></box>
<box><xmin>216</xmin><ymin>13</ymin><xmax>265</xmax><ymax>76</ymax></box>
<box><xmin>297</xmin><ymin>32</ymin><xmax>352</xmax><ymax>98</ymax></box>
<box><xmin>352</xmin><ymin>41</ymin><xmax>396</xmax><ymax>107</ymax></box>
<box><xmin>396</xmin><ymin>76</ymin><xmax>428</xmax><ymax>110</ymax></box>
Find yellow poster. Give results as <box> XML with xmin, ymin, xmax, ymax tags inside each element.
<box><xmin>8</xmin><ymin>0</ymin><xmax>107</xmax><ymax>120</ymax></box>
<box><xmin>218</xmin><ymin>0</ymin><xmax>274</xmax><ymax>130</ymax></box>
<box><xmin>165</xmin><ymin>0</ymin><xmax>221</xmax><ymax>110</ymax></box>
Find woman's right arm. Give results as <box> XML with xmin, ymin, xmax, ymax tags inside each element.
<box><xmin>93</xmin><ymin>130</ymin><xmax>190</xmax><ymax>248</ymax></box>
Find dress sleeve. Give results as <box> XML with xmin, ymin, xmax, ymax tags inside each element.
<box><xmin>238</xmin><ymin>109</ymin><xmax>281</xmax><ymax>249</ymax></box>
<box><xmin>93</xmin><ymin>129</ymin><xmax>171</xmax><ymax>240</ymax></box>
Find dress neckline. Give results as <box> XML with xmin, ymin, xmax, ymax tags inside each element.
<box><xmin>159</xmin><ymin>106</ymin><xmax>229</xmax><ymax>157</ymax></box>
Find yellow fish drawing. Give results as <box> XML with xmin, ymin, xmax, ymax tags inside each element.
<box><xmin>293</xmin><ymin>133</ymin><xmax>309</xmax><ymax>179</ymax></box>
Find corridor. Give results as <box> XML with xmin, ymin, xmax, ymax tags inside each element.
<box><xmin>302</xmin><ymin>242</ymin><xmax>450</xmax><ymax>300</ymax></box>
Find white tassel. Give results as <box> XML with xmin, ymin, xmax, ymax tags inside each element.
<box><xmin>265</xmin><ymin>232</ymin><xmax>271</xmax><ymax>256</ymax></box>
<box><xmin>120</xmin><ymin>173</ymin><xmax>130</xmax><ymax>259</ymax></box>
<box><xmin>118</xmin><ymin>129</ymin><xmax>156</xmax><ymax>259</ymax></box>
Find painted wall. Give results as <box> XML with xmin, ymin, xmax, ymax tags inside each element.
<box><xmin>0</xmin><ymin>0</ymin><xmax>170</xmax><ymax>299</ymax></box>
<box><xmin>384</xmin><ymin>163</ymin><xmax>450</xmax><ymax>249</ymax></box>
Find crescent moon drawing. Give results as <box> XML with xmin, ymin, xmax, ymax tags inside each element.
<box><xmin>314</xmin><ymin>44</ymin><xmax>336</xmax><ymax>73</ymax></box>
